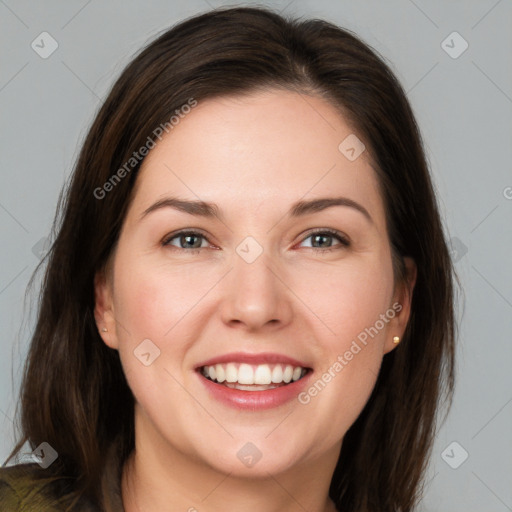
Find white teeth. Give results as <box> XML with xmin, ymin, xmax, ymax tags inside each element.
<box><xmin>215</xmin><ymin>364</ymin><xmax>225</xmax><ymax>383</ymax></box>
<box><xmin>271</xmin><ymin>365</ymin><xmax>283</xmax><ymax>383</ymax></box>
<box><xmin>238</xmin><ymin>364</ymin><xmax>254</xmax><ymax>385</ymax></box>
<box><xmin>254</xmin><ymin>364</ymin><xmax>272</xmax><ymax>385</ymax></box>
<box><xmin>283</xmin><ymin>365</ymin><xmax>293</xmax><ymax>383</ymax></box>
<box><xmin>200</xmin><ymin>362</ymin><xmax>307</xmax><ymax>386</ymax></box>
<box><xmin>292</xmin><ymin>367</ymin><xmax>302</xmax><ymax>381</ymax></box>
<box><xmin>224</xmin><ymin>382</ymin><xmax>280</xmax><ymax>391</ymax></box>
<box><xmin>225</xmin><ymin>363</ymin><xmax>237</xmax><ymax>383</ymax></box>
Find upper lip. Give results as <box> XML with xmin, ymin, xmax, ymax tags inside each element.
<box><xmin>195</xmin><ymin>352</ymin><xmax>311</xmax><ymax>369</ymax></box>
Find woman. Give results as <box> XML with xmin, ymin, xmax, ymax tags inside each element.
<box><xmin>1</xmin><ymin>6</ymin><xmax>457</xmax><ymax>511</ymax></box>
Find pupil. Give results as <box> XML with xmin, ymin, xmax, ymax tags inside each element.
<box><xmin>183</xmin><ymin>235</ymin><xmax>200</xmax><ymax>248</ymax></box>
<box><xmin>314</xmin><ymin>234</ymin><xmax>330</xmax><ymax>247</ymax></box>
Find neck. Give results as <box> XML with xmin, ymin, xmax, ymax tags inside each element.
<box><xmin>121</xmin><ymin>407</ymin><xmax>339</xmax><ymax>512</ymax></box>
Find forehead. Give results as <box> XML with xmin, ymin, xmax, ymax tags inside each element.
<box><xmin>128</xmin><ymin>89</ymin><xmax>384</xmax><ymax>225</ymax></box>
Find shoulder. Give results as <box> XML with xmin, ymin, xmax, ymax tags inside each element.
<box><xmin>0</xmin><ymin>464</ymin><xmax>41</xmax><ymax>510</ymax></box>
<box><xmin>0</xmin><ymin>464</ymin><xmax>96</xmax><ymax>511</ymax></box>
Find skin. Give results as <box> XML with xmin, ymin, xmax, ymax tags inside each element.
<box><xmin>94</xmin><ymin>89</ymin><xmax>416</xmax><ymax>512</ymax></box>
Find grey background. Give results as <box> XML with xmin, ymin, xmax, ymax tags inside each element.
<box><xmin>1</xmin><ymin>1</ymin><xmax>511</xmax><ymax>510</ymax></box>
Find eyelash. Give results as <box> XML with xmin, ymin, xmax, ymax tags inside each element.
<box><xmin>161</xmin><ymin>228</ymin><xmax>350</xmax><ymax>254</ymax></box>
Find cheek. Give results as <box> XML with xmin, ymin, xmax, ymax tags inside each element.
<box><xmin>111</xmin><ymin>262</ymin><xmax>197</xmax><ymax>414</ymax></box>
<box><xmin>113</xmin><ymin>256</ymin><xmax>208</xmax><ymax>340</ymax></box>
<box><xmin>111</xmin><ymin>255</ymin><xmax>219</xmax><ymax>398</ymax></box>
<box><xmin>292</xmin><ymin>257</ymin><xmax>393</xmax><ymax>430</ymax></box>
<box><xmin>297</xmin><ymin>255</ymin><xmax>394</xmax><ymax>347</ymax></box>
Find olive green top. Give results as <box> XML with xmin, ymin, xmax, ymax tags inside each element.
<box><xmin>0</xmin><ymin>451</ymin><xmax>124</xmax><ymax>511</ymax></box>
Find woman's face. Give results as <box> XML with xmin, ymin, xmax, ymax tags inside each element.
<box><xmin>96</xmin><ymin>89</ymin><xmax>415</xmax><ymax>477</ymax></box>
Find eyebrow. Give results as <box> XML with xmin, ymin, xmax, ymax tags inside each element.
<box><xmin>140</xmin><ymin>196</ymin><xmax>373</xmax><ymax>224</ymax></box>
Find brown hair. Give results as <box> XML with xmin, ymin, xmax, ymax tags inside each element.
<box><xmin>6</xmin><ymin>6</ymin><xmax>458</xmax><ymax>511</ymax></box>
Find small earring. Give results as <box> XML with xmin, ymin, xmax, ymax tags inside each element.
<box><xmin>393</xmin><ymin>336</ymin><xmax>400</xmax><ymax>345</ymax></box>
<box><xmin>102</xmin><ymin>327</ymin><xmax>108</xmax><ymax>332</ymax></box>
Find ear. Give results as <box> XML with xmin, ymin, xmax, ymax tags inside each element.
<box><xmin>94</xmin><ymin>268</ymin><xmax>119</xmax><ymax>350</ymax></box>
<box><xmin>383</xmin><ymin>256</ymin><xmax>417</xmax><ymax>354</ymax></box>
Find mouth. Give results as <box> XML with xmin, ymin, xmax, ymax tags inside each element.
<box><xmin>195</xmin><ymin>353</ymin><xmax>313</xmax><ymax>410</ymax></box>
<box><xmin>199</xmin><ymin>362</ymin><xmax>310</xmax><ymax>391</ymax></box>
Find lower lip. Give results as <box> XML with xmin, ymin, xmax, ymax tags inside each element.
<box><xmin>197</xmin><ymin>371</ymin><xmax>313</xmax><ymax>410</ymax></box>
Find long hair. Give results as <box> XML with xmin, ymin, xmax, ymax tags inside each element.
<box><xmin>6</xmin><ymin>7</ymin><xmax>458</xmax><ymax>511</ymax></box>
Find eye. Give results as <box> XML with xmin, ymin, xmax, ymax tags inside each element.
<box><xmin>162</xmin><ymin>230</ymin><xmax>210</xmax><ymax>252</ymax></box>
<box><xmin>162</xmin><ymin>228</ymin><xmax>350</xmax><ymax>254</ymax></box>
<box><xmin>298</xmin><ymin>229</ymin><xmax>350</xmax><ymax>252</ymax></box>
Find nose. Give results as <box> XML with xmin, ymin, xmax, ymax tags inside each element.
<box><xmin>219</xmin><ymin>248</ymin><xmax>293</xmax><ymax>332</ymax></box>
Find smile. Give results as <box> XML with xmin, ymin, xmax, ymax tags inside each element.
<box><xmin>195</xmin><ymin>353</ymin><xmax>313</xmax><ymax>410</ymax></box>
<box><xmin>200</xmin><ymin>362</ymin><xmax>308</xmax><ymax>391</ymax></box>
